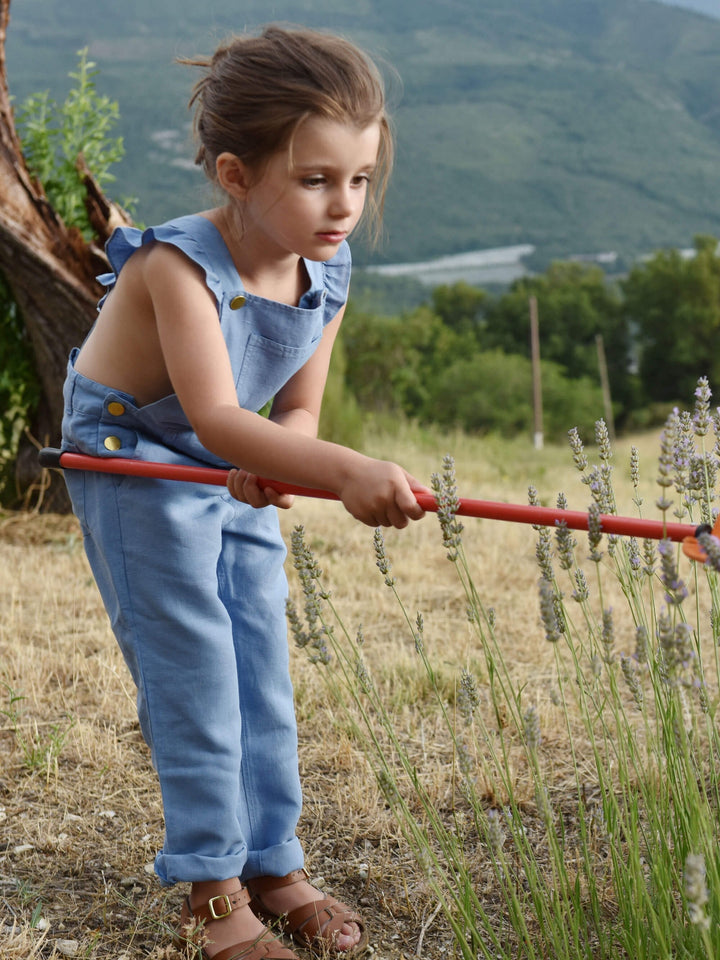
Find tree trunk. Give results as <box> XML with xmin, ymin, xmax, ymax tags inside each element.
<box><xmin>0</xmin><ymin>0</ymin><xmax>133</xmax><ymax>510</ymax></box>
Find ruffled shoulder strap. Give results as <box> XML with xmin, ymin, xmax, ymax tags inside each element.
<box><xmin>96</xmin><ymin>215</ymin><xmax>236</xmax><ymax>310</ymax></box>
<box><xmin>304</xmin><ymin>241</ymin><xmax>352</xmax><ymax>325</ymax></box>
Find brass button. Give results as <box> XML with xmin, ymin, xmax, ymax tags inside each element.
<box><xmin>107</xmin><ymin>401</ymin><xmax>125</xmax><ymax>416</ymax></box>
<box><xmin>229</xmin><ymin>295</ymin><xmax>246</xmax><ymax>310</ymax></box>
<box><xmin>103</xmin><ymin>436</ymin><xmax>122</xmax><ymax>451</ymax></box>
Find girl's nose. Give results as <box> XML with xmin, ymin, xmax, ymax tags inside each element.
<box><xmin>329</xmin><ymin>187</ymin><xmax>354</xmax><ymax>218</ymax></box>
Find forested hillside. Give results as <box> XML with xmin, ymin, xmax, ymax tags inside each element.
<box><xmin>4</xmin><ymin>0</ymin><xmax>720</xmax><ymax>267</ymax></box>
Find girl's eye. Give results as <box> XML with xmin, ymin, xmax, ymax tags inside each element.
<box><xmin>302</xmin><ymin>176</ymin><xmax>326</xmax><ymax>188</ymax></box>
<box><xmin>352</xmin><ymin>174</ymin><xmax>371</xmax><ymax>187</ymax></box>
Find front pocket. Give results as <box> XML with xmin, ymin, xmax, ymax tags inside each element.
<box><xmin>233</xmin><ymin>332</ymin><xmax>321</xmax><ymax>411</ymax></box>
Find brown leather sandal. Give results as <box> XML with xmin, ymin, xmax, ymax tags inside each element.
<box><xmin>176</xmin><ymin>885</ymin><xmax>299</xmax><ymax>960</ymax></box>
<box><xmin>246</xmin><ymin>869</ymin><xmax>369</xmax><ymax>956</ymax></box>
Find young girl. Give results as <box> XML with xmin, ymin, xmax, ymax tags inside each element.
<box><xmin>60</xmin><ymin>24</ymin><xmax>426</xmax><ymax>960</ymax></box>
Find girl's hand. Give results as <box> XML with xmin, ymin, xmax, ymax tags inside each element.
<box><xmin>227</xmin><ymin>468</ymin><xmax>295</xmax><ymax>510</ymax></box>
<box><xmin>339</xmin><ymin>460</ymin><xmax>428</xmax><ymax>528</ymax></box>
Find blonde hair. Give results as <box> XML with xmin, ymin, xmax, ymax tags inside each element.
<box><xmin>181</xmin><ymin>25</ymin><xmax>393</xmax><ymax>243</ymax></box>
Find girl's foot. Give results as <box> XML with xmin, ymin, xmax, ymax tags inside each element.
<box><xmin>179</xmin><ymin>879</ymin><xmax>297</xmax><ymax>959</ymax></box>
<box><xmin>247</xmin><ymin>870</ymin><xmax>367</xmax><ymax>955</ymax></box>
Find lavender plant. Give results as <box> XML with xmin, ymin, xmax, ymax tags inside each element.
<box><xmin>288</xmin><ymin>379</ymin><xmax>720</xmax><ymax>960</ymax></box>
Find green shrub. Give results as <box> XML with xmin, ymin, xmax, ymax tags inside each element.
<box><xmin>0</xmin><ymin>277</ymin><xmax>40</xmax><ymax>501</ymax></box>
<box><xmin>430</xmin><ymin>350</ymin><xmax>605</xmax><ymax>441</ymax></box>
<box><xmin>16</xmin><ymin>48</ymin><xmax>128</xmax><ymax>239</ymax></box>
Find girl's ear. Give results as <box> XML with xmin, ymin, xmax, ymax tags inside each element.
<box><xmin>215</xmin><ymin>153</ymin><xmax>253</xmax><ymax>199</ymax></box>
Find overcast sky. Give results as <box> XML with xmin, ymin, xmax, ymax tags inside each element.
<box><xmin>652</xmin><ymin>0</ymin><xmax>719</xmax><ymax>19</ymax></box>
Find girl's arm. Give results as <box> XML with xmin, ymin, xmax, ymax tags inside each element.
<box><xmin>269</xmin><ymin>302</ymin><xmax>344</xmax><ymax>435</ymax></box>
<box><xmin>144</xmin><ymin>243</ymin><xmax>426</xmax><ymax>528</ymax></box>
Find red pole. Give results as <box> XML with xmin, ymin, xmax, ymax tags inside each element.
<box><xmin>39</xmin><ymin>448</ymin><xmax>699</xmax><ymax>544</ymax></box>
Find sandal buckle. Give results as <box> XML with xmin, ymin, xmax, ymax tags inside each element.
<box><xmin>208</xmin><ymin>894</ymin><xmax>232</xmax><ymax>919</ymax></box>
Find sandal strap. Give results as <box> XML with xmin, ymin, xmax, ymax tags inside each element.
<box><xmin>285</xmin><ymin>896</ymin><xmax>364</xmax><ymax>944</ymax></box>
<box><xmin>212</xmin><ymin>931</ymin><xmax>298</xmax><ymax>960</ymax></box>
<box><xmin>246</xmin><ymin>869</ymin><xmax>308</xmax><ymax>896</ymax></box>
<box><xmin>184</xmin><ymin>886</ymin><xmax>252</xmax><ymax>927</ymax></box>
<box><xmin>178</xmin><ymin>889</ymin><xmax>298</xmax><ymax>960</ymax></box>
<box><xmin>246</xmin><ymin>873</ymin><xmax>367</xmax><ymax>953</ymax></box>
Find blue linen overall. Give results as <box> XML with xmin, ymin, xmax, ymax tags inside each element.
<box><xmin>61</xmin><ymin>215</ymin><xmax>351</xmax><ymax>885</ymax></box>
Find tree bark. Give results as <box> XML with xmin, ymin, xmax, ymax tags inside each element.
<box><xmin>0</xmin><ymin>0</ymin><xmax>133</xmax><ymax>510</ymax></box>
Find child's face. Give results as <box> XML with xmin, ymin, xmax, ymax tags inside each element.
<box><xmin>242</xmin><ymin>116</ymin><xmax>381</xmax><ymax>261</ymax></box>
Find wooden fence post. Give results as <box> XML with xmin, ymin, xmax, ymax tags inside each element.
<box><xmin>529</xmin><ymin>294</ymin><xmax>543</xmax><ymax>450</ymax></box>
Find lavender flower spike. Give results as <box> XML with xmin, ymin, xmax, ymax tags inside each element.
<box><xmin>697</xmin><ymin>530</ymin><xmax>720</xmax><ymax>572</ymax></box>
<box><xmin>693</xmin><ymin>376</ymin><xmax>712</xmax><ymax>438</ymax></box>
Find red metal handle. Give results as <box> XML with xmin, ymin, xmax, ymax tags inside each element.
<box><xmin>39</xmin><ymin>447</ymin><xmax>700</xmax><ymax>544</ymax></box>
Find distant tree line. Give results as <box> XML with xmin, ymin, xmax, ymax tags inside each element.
<box><xmin>340</xmin><ymin>234</ymin><xmax>720</xmax><ymax>443</ymax></box>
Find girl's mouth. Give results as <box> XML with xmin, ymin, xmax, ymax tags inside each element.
<box><xmin>316</xmin><ymin>231</ymin><xmax>347</xmax><ymax>243</ymax></box>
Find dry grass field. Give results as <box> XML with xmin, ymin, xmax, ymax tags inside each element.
<box><xmin>0</xmin><ymin>425</ymin><xmax>690</xmax><ymax>959</ymax></box>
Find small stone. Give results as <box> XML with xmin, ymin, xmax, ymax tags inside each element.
<box><xmin>35</xmin><ymin>918</ymin><xmax>49</xmax><ymax>931</ymax></box>
<box><xmin>357</xmin><ymin>862</ymin><xmax>369</xmax><ymax>880</ymax></box>
<box><xmin>98</xmin><ymin>810</ymin><xmax>116</xmax><ymax>819</ymax></box>
<box><xmin>55</xmin><ymin>939</ymin><xmax>79</xmax><ymax>957</ymax></box>
<box><xmin>12</xmin><ymin>844</ymin><xmax>34</xmax><ymax>855</ymax></box>
<box><xmin>143</xmin><ymin>861</ymin><xmax>155</xmax><ymax>875</ymax></box>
